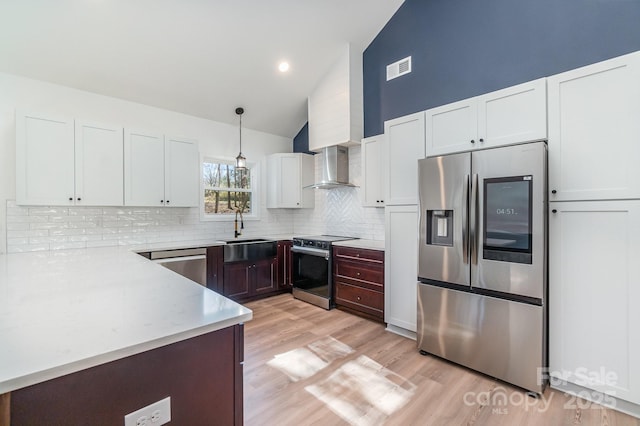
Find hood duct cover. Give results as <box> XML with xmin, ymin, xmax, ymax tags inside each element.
<box><xmin>306</xmin><ymin>146</ymin><xmax>355</xmax><ymax>189</ymax></box>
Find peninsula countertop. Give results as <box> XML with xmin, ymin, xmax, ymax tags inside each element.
<box><xmin>0</xmin><ymin>245</ymin><xmax>252</xmax><ymax>394</ymax></box>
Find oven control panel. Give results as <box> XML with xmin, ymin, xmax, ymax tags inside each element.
<box><xmin>292</xmin><ymin>238</ymin><xmax>331</xmax><ymax>250</ymax></box>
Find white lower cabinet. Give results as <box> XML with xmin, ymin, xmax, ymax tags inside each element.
<box><xmin>384</xmin><ymin>205</ymin><xmax>418</xmax><ymax>337</ymax></box>
<box><xmin>549</xmin><ymin>200</ymin><xmax>640</xmax><ymax>405</ymax></box>
<box><xmin>124</xmin><ymin>130</ymin><xmax>199</xmax><ymax>207</ymax></box>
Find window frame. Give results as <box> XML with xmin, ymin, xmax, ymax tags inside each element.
<box><xmin>200</xmin><ymin>155</ymin><xmax>260</xmax><ymax>222</ymax></box>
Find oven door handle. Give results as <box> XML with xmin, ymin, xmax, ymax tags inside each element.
<box><xmin>291</xmin><ymin>246</ymin><xmax>330</xmax><ymax>259</ymax></box>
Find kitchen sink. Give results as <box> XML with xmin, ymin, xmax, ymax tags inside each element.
<box><xmin>224</xmin><ymin>238</ymin><xmax>270</xmax><ymax>244</ymax></box>
<box><xmin>223</xmin><ymin>240</ymin><xmax>277</xmax><ymax>263</ymax></box>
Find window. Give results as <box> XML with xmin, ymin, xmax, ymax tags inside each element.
<box><xmin>202</xmin><ymin>158</ymin><xmax>255</xmax><ymax>218</ymax></box>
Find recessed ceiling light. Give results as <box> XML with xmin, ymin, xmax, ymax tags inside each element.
<box><xmin>278</xmin><ymin>62</ymin><xmax>290</xmax><ymax>73</ymax></box>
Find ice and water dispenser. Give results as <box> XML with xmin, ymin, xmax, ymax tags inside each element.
<box><xmin>426</xmin><ymin>210</ymin><xmax>454</xmax><ymax>246</ymax></box>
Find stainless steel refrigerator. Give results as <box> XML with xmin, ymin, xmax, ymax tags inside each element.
<box><xmin>417</xmin><ymin>141</ymin><xmax>547</xmax><ymax>393</ymax></box>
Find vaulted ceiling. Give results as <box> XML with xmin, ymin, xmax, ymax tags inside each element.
<box><xmin>0</xmin><ymin>0</ymin><xmax>404</xmax><ymax>138</ymax></box>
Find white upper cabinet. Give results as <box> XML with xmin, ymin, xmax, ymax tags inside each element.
<box><xmin>124</xmin><ymin>130</ymin><xmax>199</xmax><ymax>207</ymax></box>
<box><xmin>477</xmin><ymin>78</ymin><xmax>547</xmax><ymax>148</ymax></box>
<box><xmin>16</xmin><ymin>113</ymin><xmax>124</xmax><ymax>206</ymax></box>
<box><xmin>164</xmin><ymin>136</ymin><xmax>199</xmax><ymax>207</ymax></box>
<box><xmin>267</xmin><ymin>153</ymin><xmax>315</xmax><ymax>209</ymax></box>
<box><xmin>384</xmin><ymin>111</ymin><xmax>426</xmax><ymax>206</ymax></box>
<box><xmin>361</xmin><ymin>134</ymin><xmax>386</xmax><ymax>207</ymax></box>
<box><xmin>124</xmin><ymin>130</ymin><xmax>165</xmax><ymax>206</ymax></box>
<box><xmin>16</xmin><ymin>112</ymin><xmax>75</xmax><ymax>206</ymax></box>
<box><xmin>426</xmin><ymin>78</ymin><xmax>547</xmax><ymax>156</ymax></box>
<box><xmin>425</xmin><ymin>98</ymin><xmax>477</xmax><ymax>156</ymax></box>
<box><xmin>548</xmin><ymin>52</ymin><xmax>640</xmax><ymax>202</ymax></box>
<box><xmin>75</xmin><ymin>121</ymin><xmax>124</xmax><ymax>206</ymax></box>
<box><xmin>308</xmin><ymin>44</ymin><xmax>363</xmax><ymax>151</ymax></box>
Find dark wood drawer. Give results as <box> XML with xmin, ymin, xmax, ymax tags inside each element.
<box><xmin>333</xmin><ymin>246</ymin><xmax>384</xmax><ymax>263</ymax></box>
<box><xmin>334</xmin><ymin>259</ymin><xmax>383</xmax><ymax>287</ymax></box>
<box><xmin>335</xmin><ymin>281</ymin><xmax>384</xmax><ymax>319</ymax></box>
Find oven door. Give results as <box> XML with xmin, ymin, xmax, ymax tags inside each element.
<box><xmin>291</xmin><ymin>246</ymin><xmax>331</xmax><ymax>299</ymax></box>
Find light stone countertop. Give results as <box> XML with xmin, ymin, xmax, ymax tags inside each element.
<box><xmin>332</xmin><ymin>239</ymin><xmax>385</xmax><ymax>251</ymax></box>
<box><xmin>0</xmin><ymin>245</ymin><xmax>252</xmax><ymax>394</ymax></box>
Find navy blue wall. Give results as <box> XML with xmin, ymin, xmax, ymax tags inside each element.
<box><xmin>293</xmin><ymin>122</ymin><xmax>315</xmax><ymax>154</ymax></box>
<box><xmin>363</xmin><ymin>0</ymin><xmax>640</xmax><ymax>137</ymax></box>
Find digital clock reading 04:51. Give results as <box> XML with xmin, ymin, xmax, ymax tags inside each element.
<box><xmin>496</xmin><ymin>208</ymin><xmax>517</xmax><ymax>215</ymax></box>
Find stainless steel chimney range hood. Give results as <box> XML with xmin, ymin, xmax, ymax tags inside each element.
<box><xmin>305</xmin><ymin>146</ymin><xmax>355</xmax><ymax>189</ymax></box>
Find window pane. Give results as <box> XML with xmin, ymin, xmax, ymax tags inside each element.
<box><xmin>203</xmin><ymin>159</ymin><xmax>253</xmax><ymax>216</ymax></box>
<box><xmin>203</xmin><ymin>161</ymin><xmax>251</xmax><ymax>189</ymax></box>
<box><xmin>204</xmin><ymin>189</ymin><xmax>251</xmax><ymax>215</ymax></box>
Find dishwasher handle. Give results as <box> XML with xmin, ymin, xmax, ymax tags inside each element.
<box><xmin>152</xmin><ymin>255</ymin><xmax>206</xmax><ymax>264</ymax></box>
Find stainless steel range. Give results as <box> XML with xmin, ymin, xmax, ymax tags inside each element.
<box><xmin>291</xmin><ymin>235</ymin><xmax>357</xmax><ymax>309</ymax></box>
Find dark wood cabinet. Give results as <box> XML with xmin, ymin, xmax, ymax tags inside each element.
<box><xmin>276</xmin><ymin>240</ymin><xmax>293</xmax><ymax>290</ymax></box>
<box><xmin>333</xmin><ymin>246</ymin><xmax>385</xmax><ymax>322</ymax></box>
<box><xmin>10</xmin><ymin>325</ymin><xmax>244</xmax><ymax>426</ymax></box>
<box><xmin>206</xmin><ymin>245</ymin><xmax>224</xmax><ymax>293</ymax></box>
<box><xmin>224</xmin><ymin>261</ymin><xmax>252</xmax><ymax>299</ymax></box>
<box><xmin>223</xmin><ymin>257</ymin><xmax>278</xmax><ymax>302</ymax></box>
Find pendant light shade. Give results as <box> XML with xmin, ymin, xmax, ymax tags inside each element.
<box><xmin>235</xmin><ymin>107</ymin><xmax>246</xmax><ymax>170</ymax></box>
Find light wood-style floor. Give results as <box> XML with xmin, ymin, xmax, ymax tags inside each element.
<box><xmin>243</xmin><ymin>294</ymin><xmax>639</xmax><ymax>426</ymax></box>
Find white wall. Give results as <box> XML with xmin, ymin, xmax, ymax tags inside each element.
<box><xmin>1</xmin><ymin>72</ymin><xmax>385</xmax><ymax>254</ymax></box>
<box><xmin>0</xmin><ymin>71</ymin><xmax>293</xmax><ymax>253</ymax></box>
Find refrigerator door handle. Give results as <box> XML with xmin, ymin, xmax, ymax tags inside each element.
<box><xmin>462</xmin><ymin>174</ymin><xmax>469</xmax><ymax>264</ymax></box>
<box><xmin>470</xmin><ymin>173</ymin><xmax>479</xmax><ymax>265</ymax></box>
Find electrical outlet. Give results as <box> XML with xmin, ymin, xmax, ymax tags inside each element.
<box><xmin>124</xmin><ymin>397</ymin><xmax>171</xmax><ymax>426</ymax></box>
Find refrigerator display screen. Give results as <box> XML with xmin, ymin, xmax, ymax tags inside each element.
<box><xmin>483</xmin><ymin>176</ymin><xmax>532</xmax><ymax>264</ymax></box>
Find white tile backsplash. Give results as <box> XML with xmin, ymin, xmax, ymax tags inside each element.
<box><xmin>4</xmin><ymin>201</ymin><xmax>294</xmax><ymax>253</ymax></box>
<box><xmin>293</xmin><ymin>146</ymin><xmax>385</xmax><ymax>240</ymax></box>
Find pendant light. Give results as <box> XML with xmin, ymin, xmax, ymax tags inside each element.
<box><xmin>235</xmin><ymin>107</ymin><xmax>246</xmax><ymax>170</ymax></box>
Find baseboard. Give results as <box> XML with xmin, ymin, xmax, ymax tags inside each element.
<box><xmin>551</xmin><ymin>380</ymin><xmax>640</xmax><ymax>419</ymax></box>
<box><xmin>385</xmin><ymin>323</ymin><xmax>417</xmax><ymax>340</ymax></box>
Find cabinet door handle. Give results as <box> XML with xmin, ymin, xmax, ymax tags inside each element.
<box><xmin>69</xmin><ymin>197</ymin><xmax>73</xmax><ymax>201</ymax></box>
<box><xmin>479</xmin><ymin>138</ymin><xmax>484</xmax><ymax>143</ymax></box>
<box><xmin>356</xmin><ymin>296</ymin><xmax>361</xmax><ymax>301</ymax></box>
<box><xmin>470</xmin><ymin>139</ymin><xmax>475</xmax><ymax>144</ymax></box>
<box><xmin>77</xmin><ymin>197</ymin><xmax>81</xmax><ymax>201</ymax></box>
<box><xmin>166</xmin><ymin>200</ymin><xmax>170</xmax><ymax>204</ymax></box>
<box><xmin>356</xmin><ymin>272</ymin><xmax>360</xmax><ymax>276</ymax></box>
<box><xmin>551</xmin><ymin>190</ymin><xmax>557</xmax><ymax>194</ymax></box>
<box><xmin>160</xmin><ymin>200</ymin><xmax>164</xmax><ymax>204</ymax></box>
<box><xmin>552</xmin><ymin>209</ymin><xmax>557</xmax><ymax>214</ymax></box>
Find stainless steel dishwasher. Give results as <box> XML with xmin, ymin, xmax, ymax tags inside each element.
<box><xmin>150</xmin><ymin>248</ymin><xmax>207</xmax><ymax>286</ymax></box>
